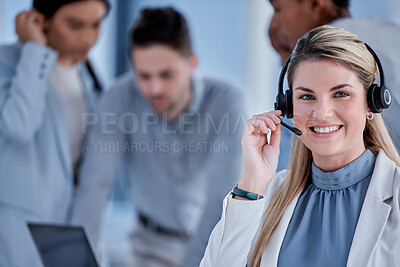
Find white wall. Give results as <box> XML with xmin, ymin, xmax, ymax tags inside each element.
<box><xmin>0</xmin><ymin>0</ymin><xmax>2</xmax><ymax>42</ymax></box>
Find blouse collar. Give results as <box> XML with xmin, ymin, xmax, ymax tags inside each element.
<box><xmin>311</xmin><ymin>149</ymin><xmax>376</xmax><ymax>190</ymax></box>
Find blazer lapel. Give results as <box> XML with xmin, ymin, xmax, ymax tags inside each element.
<box><xmin>347</xmin><ymin>150</ymin><xmax>395</xmax><ymax>266</ymax></box>
<box><xmin>261</xmin><ymin>192</ymin><xmax>301</xmax><ymax>266</ymax></box>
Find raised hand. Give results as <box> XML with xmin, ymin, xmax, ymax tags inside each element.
<box><xmin>15</xmin><ymin>10</ymin><xmax>47</xmax><ymax>46</ymax></box>
<box><xmin>237</xmin><ymin>110</ymin><xmax>282</xmax><ymax>196</ymax></box>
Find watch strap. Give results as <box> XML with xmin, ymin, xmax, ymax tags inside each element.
<box><xmin>232</xmin><ymin>186</ymin><xmax>264</xmax><ymax>200</ymax></box>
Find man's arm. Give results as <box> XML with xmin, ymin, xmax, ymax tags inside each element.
<box><xmin>181</xmin><ymin>83</ymin><xmax>247</xmax><ymax>266</ymax></box>
<box><xmin>70</xmin><ymin>87</ymin><xmax>126</xmax><ymax>245</ymax></box>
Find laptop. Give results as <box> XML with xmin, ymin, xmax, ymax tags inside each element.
<box><xmin>27</xmin><ymin>223</ymin><xmax>100</xmax><ymax>267</ymax></box>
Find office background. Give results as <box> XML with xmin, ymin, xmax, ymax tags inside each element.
<box><xmin>1</xmin><ymin>0</ymin><xmax>400</xmax><ymax>114</ymax></box>
<box><xmin>1</xmin><ymin>0</ymin><xmax>399</xmax><ymax>266</ymax></box>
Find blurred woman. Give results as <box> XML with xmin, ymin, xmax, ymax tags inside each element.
<box><xmin>0</xmin><ymin>0</ymin><xmax>109</xmax><ymax>265</ymax></box>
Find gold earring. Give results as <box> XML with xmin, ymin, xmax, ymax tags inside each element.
<box><xmin>367</xmin><ymin>113</ymin><xmax>374</xmax><ymax>120</ymax></box>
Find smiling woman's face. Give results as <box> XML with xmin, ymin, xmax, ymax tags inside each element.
<box><xmin>292</xmin><ymin>59</ymin><xmax>370</xmax><ymax>171</ymax></box>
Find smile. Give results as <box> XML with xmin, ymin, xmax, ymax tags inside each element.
<box><xmin>311</xmin><ymin>125</ymin><xmax>343</xmax><ymax>134</ymax></box>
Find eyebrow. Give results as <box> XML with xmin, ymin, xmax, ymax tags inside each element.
<box><xmin>135</xmin><ymin>67</ymin><xmax>175</xmax><ymax>76</ymax></box>
<box><xmin>160</xmin><ymin>69</ymin><xmax>174</xmax><ymax>75</ymax></box>
<box><xmin>65</xmin><ymin>16</ymin><xmax>103</xmax><ymax>25</ymax></box>
<box><xmin>294</xmin><ymin>84</ymin><xmax>353</xmax><ymax>93</ymax></box>
<box><xmin>65</xmin><ymin>17</ymin><xmax>84</xmax><ymax>24</ymax></box>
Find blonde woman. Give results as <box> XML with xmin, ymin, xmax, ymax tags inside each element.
<box><xmin>201</xmin><ymin>26</ymin><xmax>400</xmax><ymax>267</ymax></box>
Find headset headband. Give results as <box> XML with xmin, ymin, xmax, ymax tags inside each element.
<box><xmin>275</xmin><ymin>42</ymin><xmax>391</xmax><ymax>119</ymax></box>
<box><xmin>365</xmin><ymin>43</ymin><xmax>385</xmax><ymax>86</ymax></box>
<box><xmin>278</xmin><ymin>43</ymin><xmax>386</xmax><ymax>96</ymax></box>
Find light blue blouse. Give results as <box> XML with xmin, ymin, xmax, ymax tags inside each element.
<box><xmin>278</xmin><ymin>149</ymin><xmax>375</xmax><ymax>267</ymax></box>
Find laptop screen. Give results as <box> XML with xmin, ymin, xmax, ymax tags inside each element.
<box><xmin>27</xmin><ymin>223</ymin><xmax>99</xmax><ymax>267</ymax></box>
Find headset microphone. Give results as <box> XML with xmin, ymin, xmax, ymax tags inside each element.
<box><xmin>280</xmin><ymin>118</ymin><xmax>302</xmax><ymax>136</ymax></box>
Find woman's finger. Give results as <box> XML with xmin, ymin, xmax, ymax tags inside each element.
<box><xmin>244</xmin><ymin>110</ymin><xmax>282</xmax><ymax>136</ymax></box>
<box><xmin>252</xmin><ymin>113</ymin><xmax>281</xmax><ymax>132</ymax></box>
<box><xmin>252</xmin><ymin>115</ymin><xmax>276</xmax><ymax>132</ymax></box>
<box><xmin>15</xmin><ymin>11</ymin><xmax>29</xmax><ymax>25</ymax></box>
<box><xmin>269</xmin><ymin>123</ymin><xmax>282</xmax><ymax>151</ymax></box>
<box><xmin>248</xmin><ymin>116</ymin><xmax>270</xmax><ymax>135</ymax></box>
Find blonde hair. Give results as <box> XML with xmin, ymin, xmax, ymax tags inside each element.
<box><xmin>249</xmin><ymin>25</ymin><xmax>400</xmax><ymax>266</ymax></box>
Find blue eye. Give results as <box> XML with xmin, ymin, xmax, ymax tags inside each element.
<box><xmin>335</xmin><ymin>92</ymin><xmax>349</xmax><ymax>98</ymax></box>
<box><xmin>300</xmin><ymin>94</ymin><xmax>314</xmax><ymax>100</ymax></box>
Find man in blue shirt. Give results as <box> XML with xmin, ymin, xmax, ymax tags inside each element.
<box><xmin>71</xmin><ymin>7</ymin><xmax>246</xmax><ymax>267</ymax></box>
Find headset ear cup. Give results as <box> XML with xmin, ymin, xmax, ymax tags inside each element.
<box><xmin>285</xmin><ymin>90</ymin><xmax>293</xmax><ymax>118</ymax></box>
<box><xmin>379</xmin><ymin>85</ymin><xmax>391</xmax><ymax>109</ymax></box>
<box><xmin>275</xmin><ymin>93</ymin><xmax>286</xmax><ymax>116</ymax></box>
<box><xmin>367</xmin><ymin>84</ymin><xmax>380</xmax><ymax>113</ymax></box>
<box><xmin>367</xmin><ymin>84</ymin><xmax>391</xmax><ymax>113</ymax></box>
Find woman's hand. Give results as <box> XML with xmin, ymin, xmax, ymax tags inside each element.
<box><xmin>15</xmin><ymin>10</ymin><xmax>47</xmax><ymax>46</ymax></box>
<box><xmin>237</xmin><ymin>110</ymin><xmax>282</xmax><ymax>196</ymax></box>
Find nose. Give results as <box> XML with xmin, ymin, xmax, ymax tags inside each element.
<box><xmin>148</xmin><ymin>79</ymin><xmax>163</xmax><ymax>96</ymax></box>
<box><xmin>81</xmin><ymin>29</ymin><xmax>99</xmax><ymax>49</ymax></box>
<box><xmin>268</xmin><ymin>15</ymin><xmax>289</xmax><ymax>65</ymax></box>
<box><xmin>268</xmin><ymin>15</ymin><xmax>278</xmax><ymax>43</ymax></box>
<box><xmin>312</xmin><ymin>99</ymin><xmax>334</xmax><ymax>120</ymax></box>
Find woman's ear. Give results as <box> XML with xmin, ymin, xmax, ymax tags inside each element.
<box><xmin>32</xmin><ymin>8</ymin><xmax>49</xmax><ymax>34</ymax></box>
<box><xmin>43</xmin><ymin>18</ymin><xmax>50</xmax><ymax>34</ymax></box>
<box><xmin>366</xmin><ymin>107</ymin><xmax>372</xmax><ymax>116</ymax></box>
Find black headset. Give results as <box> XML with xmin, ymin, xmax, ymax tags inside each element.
<box><xmin>275</xmin><ymin>43</ymin><xmax>391</xmax><ymax>123</ymax></box>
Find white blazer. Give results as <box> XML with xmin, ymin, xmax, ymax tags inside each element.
<box><xmin>200</xmin><ymin>150</ymin><xmax>400</xmax><ymax>266</ymax></box>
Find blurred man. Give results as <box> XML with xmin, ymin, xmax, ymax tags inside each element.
<box><xmin>71</xmin><ymin>7</ymin><xmax>245</xmax><ymax>267</ymax></box>
<box><xmin>268</xmin><ymin>0</ymin><xmax>400</xmax><ymax>169</ymax></box>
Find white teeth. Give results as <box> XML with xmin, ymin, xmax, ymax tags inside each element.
<box><xmin>313</xmin><ymin>126</ymin><xmax>339</xmax><ymax>133</ymax></box>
